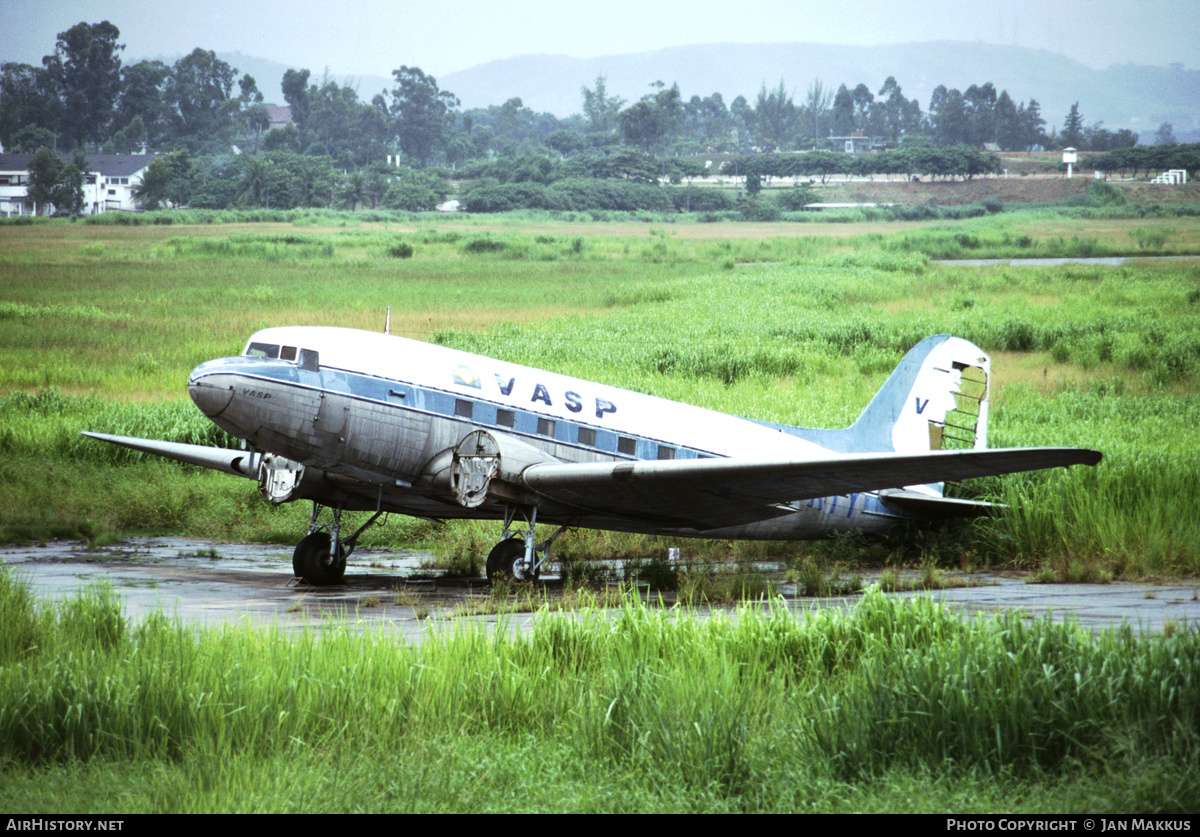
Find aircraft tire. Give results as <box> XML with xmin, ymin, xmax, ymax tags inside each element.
<box><xmin>485</xmin><ymin>537</ymin><xmax>539</xmax><ymax>583</ymax></box>
<box><xmin>293</xmin><ymin>531</ymin><xmax>347</xmax><ymax>586</ymax></box>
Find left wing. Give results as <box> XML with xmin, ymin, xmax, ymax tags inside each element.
<box><xmin>517</xmin><ymin>447</ymin><xmax>1102</xmax><ymax>530</ymax></box>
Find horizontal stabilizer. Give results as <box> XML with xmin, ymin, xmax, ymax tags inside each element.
<box><xmin>877</xmin><ymin>489</ymin><xmax>1001</xmax><ymax>519</ymax></box>
<box><xmin>81</xmin><ymin>432</ymin><xmax>260</xmax><ymax>478</ymax></box>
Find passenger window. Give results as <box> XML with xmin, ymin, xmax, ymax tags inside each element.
<box><xmin>537</xmin><ymin>418</ymin><xmax>556</xmax><ymax>437</ymax></box>
<box><xmin>657</xmin><ymin>446</ymin><xmax>675</xmax><ymax>460</ymax></box>
<box><xmin>496</xmin><ymin>409</ymin><xmax>515</xmax><ymax>428</ymax></box>
<box><xmin>455</xmin><ymin>399</ymin><xmax>474</xmax><ymax>419</ymax></box>
<box><xmin>618</xmin><ymin>437</ymin><xmax>636</xmax><ymax>456</ymax></box>
<box><xmin>577</xmin><ymin>427</ymin><xmax>596</xmax><ymax>447</ymax></box>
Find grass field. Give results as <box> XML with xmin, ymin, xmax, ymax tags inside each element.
<box><xmin>0</xmin><ymin>574</ymin><xmax>1196</xmax><ymax>813</ymax></box>
<box><xmin>2</xmin><ymin>205</ymin><xmax>1199</xmax><ymax>811</ymax></box>
<box><xmin>3</xmin><ymin>207</ymin><xmax>1198</xmax><ymax>576</ymax></box>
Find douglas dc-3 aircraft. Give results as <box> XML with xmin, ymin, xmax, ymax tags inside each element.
<box><xmin>85</xmin><ymin>327</ymin><xmax>1101</xmax><ymax>585</ymax></box>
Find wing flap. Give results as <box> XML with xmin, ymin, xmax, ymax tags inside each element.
<box><xmin>519</xmin><ymin>447</ymin><xmax>1101</xmax><ymax>529</ymax></box>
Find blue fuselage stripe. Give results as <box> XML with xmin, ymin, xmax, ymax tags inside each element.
<box><xmin>213</xmin><ymin>361</ymin><xmax>717</xmax><ymax>463</ymax></box>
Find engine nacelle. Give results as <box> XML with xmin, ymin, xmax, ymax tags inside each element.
<box><xmin>448</xmin><ymin>429</ymin><xmax>560</xmax><ymax>508</ymax></box>
<box><xmin>258</xmin><ymin>453</ymin><xmax>313</xmax><ymax>504</ymax></box>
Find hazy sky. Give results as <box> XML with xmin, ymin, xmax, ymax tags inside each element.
<box><xmin>4</xmin><ymin>0</ymin><xmax>1197</xmax><ymax>78</ymax></box>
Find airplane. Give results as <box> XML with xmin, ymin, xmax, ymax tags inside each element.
<box><xmin>84</xmin><ymin>327</ymin><xmax>1102</xmax><ymax>586</ymax></box>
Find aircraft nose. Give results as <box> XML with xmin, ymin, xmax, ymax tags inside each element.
<box><xmin>188</xmin><ymin>364</ymin><xmax>235</xmax><ymax>418</ymax></box>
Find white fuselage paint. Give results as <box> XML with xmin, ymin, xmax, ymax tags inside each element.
<box><xmin>188</xmin><ymin>326</ymin><xmax>911</xmax><ymax>539</ymax></box>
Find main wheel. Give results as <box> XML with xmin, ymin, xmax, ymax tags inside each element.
<box><xmin>292</xmin><ymin>531</ymin><xmax>347</xmax><ymax>586</ymax></box>
<box><xmin>485</xmin><ymin>537</ymin><xmax>539</xmax><ymax>583</ymax></box>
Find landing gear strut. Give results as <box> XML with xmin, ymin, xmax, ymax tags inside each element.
<box><xmin>484</xmin><ymin>504</ymin><xmax>567</xmax><ymax>584</ymax></box>
<box><xmin>292</xmin><ymin>502</ymin><xmax>383</xmax><ymax>586</ymax></box>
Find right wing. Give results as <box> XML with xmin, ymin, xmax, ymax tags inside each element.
<box><xmin>516</xmin><ymin>447</ymin><xmax>1101</xmax><ymax>530</ymax></box>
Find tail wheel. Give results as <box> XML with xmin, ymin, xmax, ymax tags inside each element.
<box><xmin>486</xmin><ymin>537</ymin><xmax>539</xmax><ymax>583</ymax></box>
<box><xmin>293</xmin><ymin>531</ymin><xmax>347</xmax><ymax>586</ymax></box>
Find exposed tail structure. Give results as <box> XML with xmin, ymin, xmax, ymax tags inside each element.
<box><xmin>852</xmin><ymin>334</ymin><xmax>990</xmax><ymax>457</ymax></box>
<box><xmin>773</xmin><ymin>335</ymin><xmax>992</xmax><ymax>504</ymax></box>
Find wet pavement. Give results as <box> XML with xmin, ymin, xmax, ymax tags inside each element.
<box><xmin>2</xmin><ymin>537</ymin><xmax>1197</xmax><ymax>639</ymax></box>
<box><xmin>934</xmin><ymin>256</ymin><xmax>1200</xmax><ymax>267</ymax></box>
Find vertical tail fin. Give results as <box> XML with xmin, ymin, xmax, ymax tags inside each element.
<box><xmin>766</xmin><ymin>335</ymin><xmax>991</xmax><ymax>494</ymax></box>
<box><xmin>850</xmin><ymin>334</ymin><xmax>990</xmax><ymax>457</ymax></box>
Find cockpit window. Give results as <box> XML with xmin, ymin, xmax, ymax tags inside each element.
<box><xmin>244</xmin><ymin>342</ymin><xmax>317</xmax><ymax>369</ymax></box>
<box><xmin>245</xmin><ymin>342</ymin><xmax>280</xmax><ymax>359</ymax></box>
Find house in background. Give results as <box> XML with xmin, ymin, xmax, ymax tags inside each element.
<box><xmin>266</xmin><ymin>105</ymin><xmax>293</xmax><ymax>132</ymax></box>
<box><xmin>0</xmin><ymin>152</ymin><xmax>156</xmax><ymax>216</ymax></box>
<box><xmin>827</xmin><ymin>130</ymin><xmax>881</xmax><ymax>154</ymax></box>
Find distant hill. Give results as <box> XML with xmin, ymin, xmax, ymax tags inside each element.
<box><xmin>440</xmin><ymin>41</ymin><xmax>1200</xmax><ymax>140</ymax></box>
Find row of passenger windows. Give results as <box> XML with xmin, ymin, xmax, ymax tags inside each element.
<box><xmin>454</xmin><ymin>398</ymin><xmax>681</xmax><ymax>459</ymax></box>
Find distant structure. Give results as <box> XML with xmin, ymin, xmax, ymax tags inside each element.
<box><xmin>266</xmin><ymin>106</ymin><xmax>293</xmax><ymax>132</ymax></box>
<box><xmin>1151</xmin><ymin>169</ymin><xmax>1189</xmax><ymax>184</ymax></box>
<box><xmin>828</xmin><ymin>130</ymin><xmax>879</xmax><ymax>154</ymax></box>
<box><xmin>1063</xmin><ymin>147</ymin><xmax>1077</xmax><ymax>179</ymax></box>
<box><xmin>0</xmin><ymin>153</ymin><xmax>155</xmax><ymax>216</ymax></box>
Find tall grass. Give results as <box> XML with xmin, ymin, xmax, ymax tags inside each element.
<box><xmin>0</xmin><ymin>575</ymin><xmax>1195</xmax><ymax>812</ymax></box>
<box><xmin>2</xmin><ymin>216</ymin><xmax>1199</xmax><ymax>572</ymax></box>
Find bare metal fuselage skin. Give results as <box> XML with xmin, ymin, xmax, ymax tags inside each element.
<box><xmin>187</xmin><ymin>326</ymin><xmax>921</xmax><ymax>540</ymax></box>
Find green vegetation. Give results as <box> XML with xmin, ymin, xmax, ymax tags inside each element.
<box><xmin>2</xmin><ymin>210</ymin><xmax>1200</xmax><ymax>577</ymax></box>
<box><xmin>2</xmin><ymin>209</ymin><xmax>1199</xmax><ymax>813</ymax></box>
<box><xmin>0</xmin><ymin>574</ymin><xmax>1195</xmax><ymax>813</ymax></box>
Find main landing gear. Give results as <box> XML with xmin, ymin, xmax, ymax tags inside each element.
<box><xmin>484</xmin><ymin>504</ymin><xmax>567</xmax><ymax>584</ymax></box>
<box><xmin>289</xmin><ymin>500</ymin><xmax>565</xmax><ymax>587</ymax></box>
<box><xmin>292</xmin><ymin>502</ymin><xmax>383</xmax><ymax>586</ymax></box>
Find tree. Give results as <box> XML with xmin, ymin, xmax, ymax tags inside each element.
<box><xmin>1154</xmin><ymin>122</ymin><xmax>1176</xmax><ymax>146</ymax></box>
<box><xmin>876</xmin><ymin>76</ymin><xmax>909</xmax><ymax>143</ymax></box>
<box><xmin>281</xmin><ymin>68</ymin><xmax>312</xmax><ymax>128</ymax></box>
<box><xmin>580</xmin><ymin>76</ymin><xmax>624</xmax><ymax>137</ymax></box>
<box><xmin>804</xmin><ymin>78</ymin><xmax>833</xmax><ymax>142</ymax></box>
<box><xmin>0</xmin><ymin>62</ymin><xmax>61</xmax><ymax>151</ymax></box>
<box><xmin>1062</xmin><ymin>102</ymin><xmax>1085</xmax><ymax>148</ymax></box>
<box><xmin>26</xmin><ymin>148</ymin><xmax>83</xmax><ymax>214</ymax></box>
<box><xmin>116</xmin><ymin>60</ymin><xmax>170</xmax><ymax>146</ymax></box>
<box><xmin>680</xmin><ymin>92</ymin><xmax>731</xmax><ymax>151</ymax></box>
<box><xmin>851</xmin><ymin>83</ymin><xmax>874</xmax><ymax>132</ymax></box>
<box><xmin>132</xmin><ymin>156</ymin><xmax>172</xmax><ymax>209</ymax></box>
<box><xmin>27</xmin><ymin>148</ymin><xmax>64</xmax><ymax>212</ymax></box>
<box><xmin>238</xmin><ymin>74</ymin><xmax>269</xmax><ymax>153</ymax></box>
<box><xmin>928</xmin><ymin>86</ymin><xmax>967</xmax><ymax>147</ymax></box>
<box><xmin>544</xmin><ymin>129</ymin><xmax>585</xmax><ymax>157</ymax></box>
<box><xmin>44</xmin><ymin>21</ymin><xmax>124</xmax><ymax>148</ymax></box>
<box><xmin>754</xmin><ymin>80</ymin><xmax>797</xmax><ymax>149</ymax></box>
<box><xmin>618</xmin><ymin>83</ymin><xmax>681</xmax><ymax>155</ymax></box>
<box><xmin>165</xmin><ymin>49</ymin><xmax>239</xmax><ymax>149</ymax></box>
<box><xmin>389</xmin><ymin>66</ymin><xmax>459</xmax><ymax>166</ymax></box>
<box><xmin>1019</xmin><ymin>100</ymin><xmax>1046</xmax><ymax>151</ymax></box>
<box><xmin>994</xmin><ymin>90</ymin><xmax>1021</xmax><ymax>150</ymax></box>
<box><xmin>963</xmin><ymin>82</ymin><xmax>997</xmax><ymax>146</ymax></box>
<box><xmin>830</xmin><ymin>84</ymin><xmax>854</xmax><ymax>137</ymax></box>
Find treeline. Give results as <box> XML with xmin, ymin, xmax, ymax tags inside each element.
<box><xmin>3</xmin><ymin>20</ymin><xmax>1192</xmax><ymax>216</ymax></box>
<box><xmin>3</xmin><ymin>19</ymin><xmax>1157</xmax><ymax>166</ymax></box>
<box><xmin>1090</xmin><ymin>143</ymin><xmax>1200</xmax><ymax>178</ymax></box>
<box><xmin>721</xmin><ymin>145</ymin><xmax>1002</xmax><ymax>184</ymax></box>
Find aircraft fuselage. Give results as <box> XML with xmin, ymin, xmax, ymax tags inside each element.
<box><xmin>187</xmin><ymin>326</ymin><xmax>908</xmax><ymax>540</ymax></box>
